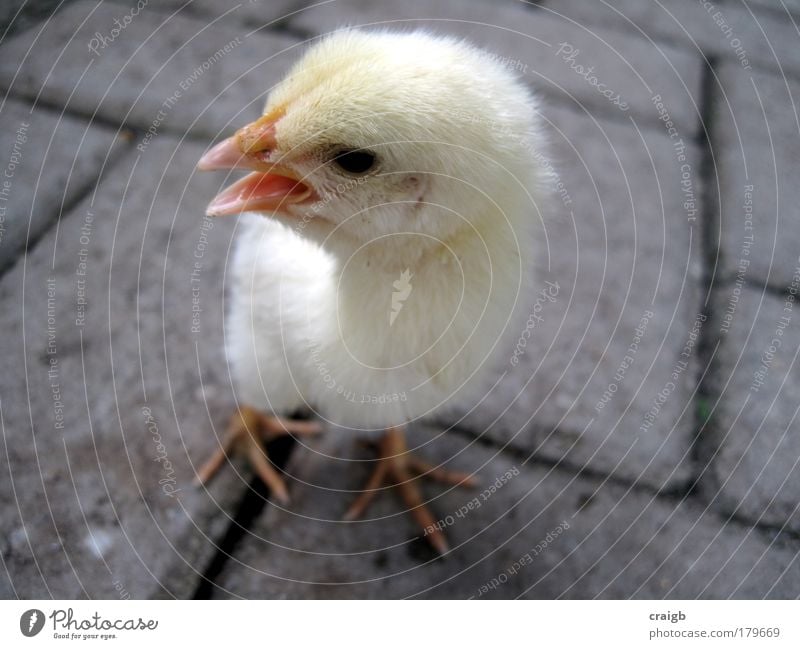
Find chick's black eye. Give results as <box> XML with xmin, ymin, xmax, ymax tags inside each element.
<box><xmin>332</xmin><ymin>148</ymin><xmax>377</xmax><ymax>175</ymax></box>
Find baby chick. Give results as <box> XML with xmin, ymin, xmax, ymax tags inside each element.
<box><xmin>195</xmin><ymin>29</ymin><xmax>549</xmax><ymax>553</ymax></box>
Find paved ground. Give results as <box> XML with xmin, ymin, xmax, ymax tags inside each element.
<box><xmin>0</xmin><ymin>0</ymin><xmax>798</xmax><ymax>599</ymax></box>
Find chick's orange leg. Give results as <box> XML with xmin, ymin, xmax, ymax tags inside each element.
<box><xmin>343</xmin><ymin>426</ymin><xmax>478</xmax><ymax>554</ymax></box>
<box><xmin>194</xmin><ymin>405</ymin><xmax>321</xmax><ymax>504</ymax></box>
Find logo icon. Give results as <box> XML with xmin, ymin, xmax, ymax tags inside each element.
<box><xmin>20</xmin><ymin>609</ymin><xmax>45</xmax><ymax>637</ymax></box>
<box><xmin>390</xmin><ymin>269</ymin><xmax>413</xmax><ymax>326</ymax></box>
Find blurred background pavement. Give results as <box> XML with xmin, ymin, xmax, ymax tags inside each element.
<box><xmin>0</xmin><ymin>0</ymin><xmax>799</xmax><ymax>598</ymax></box>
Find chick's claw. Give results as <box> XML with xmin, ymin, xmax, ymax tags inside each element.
<box><xmin>193</xmin><ymin>405</ymin><xmax>321</xmax><ymax>505</ymax></box>
<box><xmin>343</xmin><ymin>427</ymin><xmax>479</xmax><ymax>555</ymax></box>
<box><xmin>407</xmin><ymin>457</ymin><xmax>480</xmax><ymax>487</ymax></box>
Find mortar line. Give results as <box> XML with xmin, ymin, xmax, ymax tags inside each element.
<box><xmin>445</xmin><ymin>421</ymin><xmax>800</xmax><ymax>541</ymax></box>
<box><xmin>684</xmin><ymin>53</ymin><xmax>724</xmax><ymax>496</ymax></box>
<box><xmin>191</xmin><ymin>435</ymin><xmax>298</xmax><ymax>598</ymax></box>
<box><xmin>0</xmin><ymin>89</ymin><xmax>223</xmax><ymax>144</ymax></box>
<box><xmin>0</xmin><ymin>137</ymin><xmax>135</xmax><ymax>281</ymax></box>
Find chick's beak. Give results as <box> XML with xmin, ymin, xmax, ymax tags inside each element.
<box><xmin>196</xmin><ymin>114</ymin><xmax>313</xmax><ymax>217</ymax></box>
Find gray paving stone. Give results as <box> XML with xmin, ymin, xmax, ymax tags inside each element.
<box><xmin>0</xmin><ymin>0</ymin><xmax>67</xmax><ymax>38</ymax></box>
<box><xmin>714</xmin><ymin>60</ymin><xmax>800</xmax><ymax>289</ymax></box>
<box><xmin>1</xmin><ymin>0</ymin><xmax>794</xmax><ymax>602</ymax></box>
<box><xmin>0</xmin><ymin>136</ymin><xmax>247</xmax><ymax>598</ymax></box>
<box><xmin>287</xmin><ymin>0</ymin><xmax>703</xmax><ymax>132</ymax></box>
<box><xmin>0</xmin><ymin>98</ymin><xmax>125</xmax><ymax>274</ymax></box>
<box><xmin>151</xmin><ymin>0</ymin><xmax>308</xmax><ymax>26</ymax></box>
<box><xmin>539</xmin><ymin>0</ymin><xmax>800</xmax><ymax>76</ymax></box>
<box><xmin>703</xmin><ymin>283</ymin><xmax>800</xmax><ymax>534</ymax></box>
<box><xmin>214</xmin><ymin>427</ymin><xmax>800</xmax><ymax>598</ymax></box>
<box><xmin>441</xmin><ymin>102</ymin><xmax>704</xmax><ymax>490</ymax></box>
<box><xmin>738</xmin><ymin>0</ymin><xmax>800</xmax><ymax>18</ymax></box>
<box><xmin>0</xmin><ymin>0</ymin><xmax>303</xmax><ymax>140</ymax></box>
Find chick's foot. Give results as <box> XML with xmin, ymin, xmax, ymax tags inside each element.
<box><xmin>194</xmin><ymin>405</ymin><xmax>321</xmax><ymax>504</ymax></box>
<box><xmin>343</xmin><ymin>426</ymin><xmax>478</xmax><ymax>554</ymax></box>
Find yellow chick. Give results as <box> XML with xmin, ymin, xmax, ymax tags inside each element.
<box><xmin>195</xmin><ymin>29</ymin><xmax>550</xmax><ymax>553</ymax></box>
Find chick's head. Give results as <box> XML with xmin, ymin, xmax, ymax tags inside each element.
<box><xmin>199</xmin><ymin>29</ymin><xmax>543</xmax><ymax>259</ymax></box>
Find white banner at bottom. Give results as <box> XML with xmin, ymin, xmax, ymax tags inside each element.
<box><xmin>1</xmin><ymin>600</ymin><xmax>797</xmax><ymax>647</ymax></box>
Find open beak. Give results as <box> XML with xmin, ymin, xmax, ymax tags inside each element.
<box><xmin>196</xmin><ymin>114</ymin><xmax>313</xmax><ymax>217</ymax></box>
